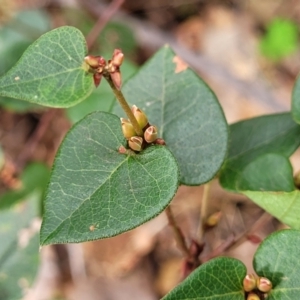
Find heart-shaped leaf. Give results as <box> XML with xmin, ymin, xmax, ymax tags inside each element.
<box><xmin>243</xmin><ymin>191</ymin><xmax>300</xmax><ymax>229</ymax></box>
<box><xmin>0</xmin><ymin>194</ymin><xmax>40</xmax><ymax>300</ymax></box>
<box><xmin>220</xmin><ymin>113</ymin><xmax>300</xmax><ymax>191</ymax></box>
<box><xmin>0</xmin><ymin>26</ymin><xmax>93</xmax><ymax>108</ymax></box>
<box><xmin>292</xmin><ymin>73</ymin><xmax>300</xmax><ymax>124</ymax></box>
<box><xmin>253</xmin><ymin>229</ymin><xmax>300</xmax><ymax>299</ymax></box>
<box><xmin>113</xmin><ymin>46</ymin><xmax>228</xmax><ymax>185</ymax></box>
<box><xmin>162</xmin><ymin>257</ymin><xmax>246</xmax><ymax>300</ymax></box>
<box><xmin>40</xmin><ymin>111</ymin><xmax>179</xmax><ymax>245</ymax></box>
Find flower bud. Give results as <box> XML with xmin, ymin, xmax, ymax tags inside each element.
<box><xmin>205</xmin><ymin>211</ymin><xmax>222</xmax><ymax>228</ymax></box>
<box><xmin>243</xmin><ymin>274</ymin><xmax>257</xmax><ymax>292</ymax></box>
<box><xmin>257</xmin><ymin>277</ymin><xmax>272</xmax><ymax>293</ymax></box>
<box><xmin>247</xmin><ymin>293</ymin><xmax>260</xmax><ymax>300</ymax></box>
<box><xmin>144</xmin><ymin>125</ymin><xmax>158</xmax><ymax>143</ymax></box>
<box><xmin>93</xmin><ymin>73</ymin><xmax>102</xmax><ymax>87</ymax></box>
<box><xmin>84</xmin><ymin>55</ymin><xmax>106</xmax><ymax>69</ymax></box>
<box><xmin>121</xmin><ymin>118</ymin><xmax>136</xmax><ymax>139</ymax></box>
<box><xmin>131</xmin><ymin>105</ymin><xmax>148</xmax><ymax>129</ymax></box>
<box><xmin>112</xmin><ymin>49</ymin><xmax>124</xmax><ymax>67</ymax></box>
<box><xmin>128</xmin><ymin>136</ymin><xmax>143</xmax><ymax>152</ymax></box>
<box><xmin>111</xmin><ymin>70</ymin><xmax>122</xmax><ymax>90</ymax></box>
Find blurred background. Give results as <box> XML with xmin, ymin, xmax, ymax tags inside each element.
<box><xmin>0</xmin><ymin>0</ymin><xmax>299</xmax><ymax>299</ymax></box>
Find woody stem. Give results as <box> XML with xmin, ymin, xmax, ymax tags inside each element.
<box><xmin>104</xmin><ymin>74</ymin><xmax>144</xmax><ymax>136</ymax></box>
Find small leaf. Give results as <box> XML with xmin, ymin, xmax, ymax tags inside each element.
<box><xmin>220</xmin><ymin>113</ymin><xmax>300</xmax><ymax>191</ymax></box>
<box><xmin>243</xmin><ymin>191</ymin><xmax>300</xmax><ymax>230</ymax></box>
<box><xmin>113</xmin><ymin>46</ymin><xmax>228</xmax><ymax>185</ymax></box>
<box><xmin>0</xmin><ymin>26</ymin><xmax>94</xmax><ymax>108</ymax></box>
<box><xmin>40</xmin><ymin>111</ymin><xmax>179</xmax><ymax>245</ymax></box>
<box><xmin>0</xmin><ymin>195</ymin><xmax>40</xmax><ymax>300</ymax></box>
<box><xmin>292</xmin><ymin>73</ymin><xmax>300</xmax><ymax>124</ymax></box>
<box><xmin>162</xmin><ymin>257</ymin><xmax>246</xmax><ymax>300</ymax></box>
<box><xmin>253</xmin><ymin>229</ymin><xmax>300</xmax><ymax>299</ymax></box>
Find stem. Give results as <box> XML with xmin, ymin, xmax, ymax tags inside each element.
<box><xmin>198</xmin><ymin>181</ymin><xmax>211</xmax><ymax>242</ymax></box>
<box><xmin>165</xmin><ymin>206</ymin><xmax>190</xmax><ymax>258</ymax></box>
<box><xmin>104</xmin><ymin>74</ymin><xmax>144</xmax><ymax>137</ymax></box>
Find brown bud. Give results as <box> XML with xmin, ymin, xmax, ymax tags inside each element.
<box><xmin>112</xmin><ymin>49</ymin><xmax>124</xmax><ymax>67</ymax></box>
<box><xmin>257</xmin><ymin>277</ymin><xmax>272</xmax><ymax>293</ymax></box>
<box><xmin>111</xmin><ymin>70</ymin><xmax>122</xmax><ymax>90</ymax></box>
<box><xmin>144</xmin><ymin>125</ymin><xmax>158</xmax><ymax>143</ymax></box>
<box><xmin>121</xmin><ymin>118</ymin><xmax>136</xmax><ymax>139</ymax></box>
<box><xmin>84</xmin><ymin>55</ymin><xmax>106</xmax><ymax>69</ymax></box>
<box><xmin>131</xmin><ymin>105</ymin><xmax>148</xmax><ymax>129</ymax></box>
<box><xmin>128</xmin><ymin>136</ymin><xmax>143</xmax><ymax>152</ymax></box>
<box><xmin>247</xmin><ymin>293</ymin><xmax>260</xmax><ymax>300</ymax></box>
<box><xmin>243</xmin><ymin>274</ymin><xmax>257</xmax><ymax>292</ymax></box>
<box><xmin>93</xmin><ymin>73</ymin><xmax>102</xmax><ymax>87</ymax></box>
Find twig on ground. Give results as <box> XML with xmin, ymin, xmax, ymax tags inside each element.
<box><xmin>85</xmin><ymin>0</ymin><xmax>124</xmax><ymax>50</ymax></box>
<box><xmin>165</xmin><ymin>205</ymin><xmax>190</xmax><ymax>258</ymax></box>
<box><xmin>16</xmin><ymin>109</ymin><xmax>56</xmax><ymax>170</ymax></box>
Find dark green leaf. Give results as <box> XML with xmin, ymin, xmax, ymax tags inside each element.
<box><xmin>66</xmin><ymin>59</ymin><xmax>138</xmax><ymax>123</ymax></box>
<box><xmin>243</xmin><ymin>191</ymin><xmax>300</xmax><ymax>229</ymax></box>
<box><xmin>162</xmin><ymin>257</ymin><xmax>246</xmax><ymax>300</ymax></box>
<box><xmin>40</xmin><ymin>111</ymin><xmax>179</xmax><ymax>245</ymax></box>
<box><xmin>0</xmin><ymin>195</ymin><xmax>40</xmax><ymax>300</ymax></box>
<box><xmin>237</xmin><ymin>153</ymin><xmax>294</xmax><ymax>192</ymax></box>
<box><xmin>254</xmin><ymin>229</ymin><xmax>300</xmax><ymax>299</ymax></box>
<box><xmin>113</xmin><ymin>46</ymin><xmax>228</xmax><ymax>185</ymax></box>
<box><xmin>220</xmin><ymin>113</ymin><xmax>300</xmax><ymax>191</ymax></box>
<box><xmin>0</xmin><ymin>26</ymin><xmax>93</xmax><ymax>108</ymax></box>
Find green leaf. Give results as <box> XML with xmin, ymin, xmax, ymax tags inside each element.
<box><xmin>0</xmin><ymin>163</ymin><xmax>50</xmax><ymax>210</ymax></box>
<box><xmin>113</xmin><ymin>46</ymin><xmax>228</xmax><ymax>185</ymax></box>
<box><xmin>66</xmin><ymin>59</ymin><xmax>138</xmax><ymax>123</ymax></box>
<box><xmin>162</xmin><ymin>257</ymin><xmax>246</xmax><ymax>300</ymax></box>
<box><xmin>243</xmin><ymin>191</ymin><xmax>300</xmax><ymax>229</ymax></box>
<box><xmin>292</xmin><ymin>73</ymin><xmax>300</xmax><ymax>124</ymax></box>
<box><xmin>220</xmin><ymin>113</ymin><xmax>300</xmax><ymax>191</ymax></box>
<box><xmin>0</xmin><ymin>26</ymin><xmax>94</xmax><ymax>108</ymax></box>
<box><xmin>0</xmin><ymin>9</ymin><xmax>51</xmax><ymax>112</ymax></box>
<box><xmin>40</xmin><ymin>111</ymin><xmax>179</xmax><ymax>245</ymax></box>
<box><xmin>253</xmin><ymin>229</ymin><xmax>300</xmax><ymax>299</ymax></box>
<box><xmin>260</xmin><ymin>18</ymin><xmax>298</xmax><ymax>61</ymax></box>
<box><xmin>237</xmin><ymin>153</ymin><xmax>294</xmax><ymax>192</ymax></box>
<box><xmin>0</xmin><ymin>195</ymin><xmax>40</xmax><ymax>300</ymax></box>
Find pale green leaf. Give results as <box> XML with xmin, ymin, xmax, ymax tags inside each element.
<box><xmin>243</xmin><ymin>191</ymin><xmax>300</xmax><ymax>229</ymax></box>
<box><xmin>162</xmin><ymin>257</ymin><xmax>246</xmax><ymax>300</ymax></box>
<box><xmin>292</xmin><ymin>73</ymin><xmax>300</xmax><ymax>124</ymax></box>
<box><xmin>254</xmin><ymin>229</ymin><xmax>300</xmax><ymax>299</ymax></box>
<box><xmin>0</xmin><ymin>195</ymin><xmax>40</xmax><ymax>300</ymax></box>
<box><xmin>0</xmin><ymin>26</ymin><xmax>93</xmax><ymax>108</ymax></box>
<box><xmin>40</xmin><ymin>111</ymin><xmax>179</xmax><ymax>245</ymax></box>
<box><xmin>114</xmin><ymin>46</ymin><xmax>228</xmax><ymax>185</ymax></box>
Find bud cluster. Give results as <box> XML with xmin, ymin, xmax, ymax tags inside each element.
<box><xmin>84</xmin><ymin>49</ymin><xmax>124</xmax><ymax>89</ymax></box>
<box><xmin>121</xmin><ymin>105</ymin><xmax>160</xmax><ymax>152</ymax></box>
<box><xmin>243</xmin><ymin>274</ymin><xmax>273</xmax><ymax>299</ymax></box>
